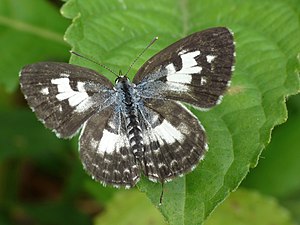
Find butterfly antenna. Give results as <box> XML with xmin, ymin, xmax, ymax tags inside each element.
<box><xmin>125</xmin><ymin>36</ymin><xmax>158</xmax><ymax>76</ymax></box>
<box><xmin>70</xmin><ymin>51</ymin><xmax>119</xmax><ymax>77</ymax></box>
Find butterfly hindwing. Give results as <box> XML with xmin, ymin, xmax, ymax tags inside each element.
<box><xmin>134</xmin><ymin>27</ymin><xmax>235</xmax><ymax>109</ymax></box>
<box><xmin>137</xmin><ymin>99</ymin><xmax>207</xmax><ymax>182</ymax></box>
<box><xmin>20</xmin><ymin>62</ymin><xmax>115</xmax><ymax>138</ymax></box>
<box><xmin>79</xmin><ymin>105</ymin><xmax>140</xmax><ymax>188</ymax></box>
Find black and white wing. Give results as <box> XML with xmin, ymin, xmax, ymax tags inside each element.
<box><xmin>134</xmin><ymin>27</ymin><xmax>235</xmax><ymax>109</ymax></box>
<box><xmin>21</xmin><ymin>62</ymin><xmax>141</xmax><ymax>188</ymax></box>
<box><xmin>133</xmin><ymin>27</ymin><xmax>234</xmax><ymax>182</ymax></box>
<box><xmin>138</xmin><ymin>99</ymin><xmax>207</xmax><ymax>182</ymax></box>
<box><xmin>20</xmin><ymin>62</ymin><xmax>115</xmax><ymax>138</ymax></box>
<box><xmin>79</xmin><ymin>105</ymin><xmax>140</xmax><ymax>188</ymax></box>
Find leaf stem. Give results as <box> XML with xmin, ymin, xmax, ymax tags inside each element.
<box><xmin>180</xmin><ymin>0</ymin><xmax>189</xmax><ymax>36</ymax></box>
<box><xmin>0</xmin><ymin>15</ymin><xmax>66</xmax><ymax>45</ymax></box>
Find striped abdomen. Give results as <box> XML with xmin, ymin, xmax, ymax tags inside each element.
<box><xmin>116</xmin><ymin>77</ymin><xmax>144</xmax><ymax>161</ymax></box>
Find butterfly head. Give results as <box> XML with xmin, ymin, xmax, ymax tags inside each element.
<box><xmin>115</xmin><ymin>75</ymin><xmax>129</xmax><ymax>84</ymax></box>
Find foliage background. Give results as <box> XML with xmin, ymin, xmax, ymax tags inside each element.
<box><xmin>0</xmin><ymin>0</ymin><xmax>299</xmax><ymax>225</ymax></box>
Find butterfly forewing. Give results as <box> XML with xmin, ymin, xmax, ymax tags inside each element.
<box><xmin>134</xmin><ymin>27</ymin><xmax>235</xmax><ymax>109</ymax></box>
<box><xmin>20</xmin><ymin>62</ymin><xmax>115</xmax><ymax>138</ymax></box>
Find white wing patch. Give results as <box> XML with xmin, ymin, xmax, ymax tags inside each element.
<box><xmin>96</xmin><ymin>129</ymin><xmax>129</xmax><ymax>154</ymax></box>
<box><xmin>206</xmin><ymin>55</ymin><xmax>216</xmax><ymax>63</ymax></box>
<box><xmin>40</xmin><ymin>87</ymin><xmax>49</xmax><ymax>95</ymax></box>
<box><xmin>178</xmin><ymin>50</ymin><xmax>201</xmax><ymax>73</ymax></box>
<box><xmin>51</xmin><ymin>78</ymin><xmax>89</xmax><ymax>109</ymax></box>
<box><xmin>200</xmin><ymin>76</ymin><xmax>207</xmax><ymax>85</ymax></box>
<box><xmin>166</xmin><ymin>50</ymin><xmax>202</xmax><ymax>90</ymax></box>
<box><xmin>97</xmin><ymin>130</ymin><xmax>119</xmax><ymax>154</ymax></box>
<box><xmin>153</xmin><ymin>120</ymin><xmax>184</xmax><ymax>145</ymax></box>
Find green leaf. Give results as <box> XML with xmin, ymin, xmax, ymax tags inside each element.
<box><xmin>23</xmin><ymin>202</ymin><xmax>91</xmax><ymax>225</ymax></box>
<box><xmin>242</xmin><ymin>94</ymin><xmax>300</xmax><ymax>223</ymax></box>
<box><xmin>205</xmin><ymin>188</ymin><xmax>295</xmax><ymax>225</ymax></box>
<box><xmin>283</xmin><ymin>193</ymin><xmax>300</xmax><ymax>223</ymax></box>
<box><xmin>61</xmin><ymin>0</ymin><xmax>300</xmax><ymax>224</ymax></box>
<box><xmin>94</xmin><ymin>190</ymin><xmax>166</xmax><ymax>225</ymax></box>
<box><xmin>0</xmin><ymin>0</ymin><xmax>69</xmax><ymax>92</ymax></box>
<box><xmin>0</xmin><ymin>109</ymin><xmax>67</xmax><ymax>162</ymax></box>
<box><xmin>87</xmin><ymin>189</ymin><xmax>297</xmax><ymax>225</ymax></box>
<box><xmin>243</xmin><ymin>94</ymin><xmax>300</xmax><ymax>198</ymax></box>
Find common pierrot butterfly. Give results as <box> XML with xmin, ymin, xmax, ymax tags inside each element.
<box><xmin>19</xmin><ymin>27</ymin><xmax>235</xmax><ymax>190</ymax></box>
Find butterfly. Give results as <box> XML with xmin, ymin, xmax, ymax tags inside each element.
<box><xmin>19</xmin><ymin>27</ymin><xmax>235</xmax><ymax>189</ymax></box>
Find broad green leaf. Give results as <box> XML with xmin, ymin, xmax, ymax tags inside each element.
<box><xmin>243</xmin><ymin>94</ymin><xmax>300</xmax><ymax>198</ymax></box>
<box><xmin>242</xmin><ymin>94</ymin><xmax>300</xmax><ymax>223</ymax></box>
<box><xmin>205</xmin><ymin>188</ymin><xmax>295</xmax><ymax>225</ymax></box>
<box><xmin>61</xmin><ymin>0</ymin><xmax>300</xmax><ymax>224</ymax></box>
<box><xmin>94</xmin><ymin>188</ymin><xmax>296</xmax><ymax>225</ymax></box>
<box><xmin>94</xmin><ymin>190</ymin><xmax>166</xmax><ymax>225</ymax></box>
<box><xmin>0</xmin><ymin>0</ymin><xmax>69</xmax><ymax>92</ymax></box>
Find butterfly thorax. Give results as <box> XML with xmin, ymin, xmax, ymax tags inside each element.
<box><xmin>115</xmin><ymin>76</ymin><xmax>144</xmax><ymax>162</ymax></box>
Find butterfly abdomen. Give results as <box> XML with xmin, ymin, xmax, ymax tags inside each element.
<box><xmin>116</xmin><ymin>77</ymin><xmax>144</xmax><ymax>161</ymax></box>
